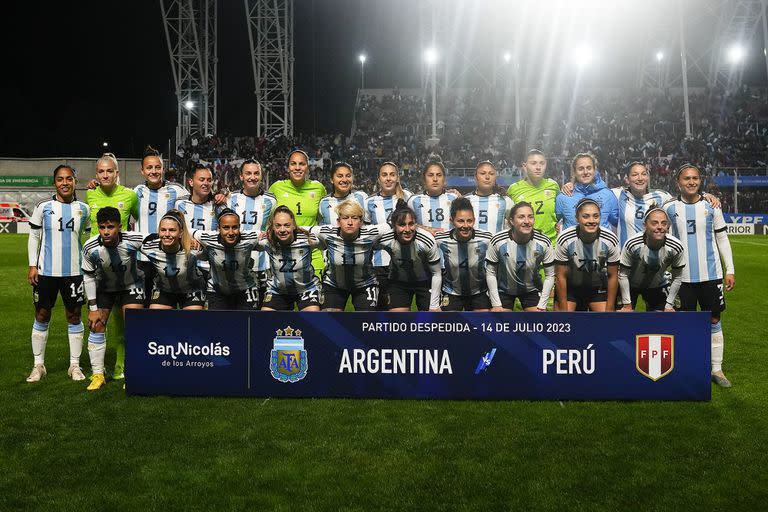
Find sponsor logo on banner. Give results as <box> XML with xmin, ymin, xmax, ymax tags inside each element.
<box><xmin>726</xmin><ymin>223</ymin><xmax>754</xmax><ymax>235</ymax></box>
<box><xmin>270</xmin><ymin>326</ymin><xmax>308</xmax><ymax>383</ymax></box>
<box><xmin>636</xmin><ymin>334</ymin><xmax>674</xmax><ymax>381</ymax></box>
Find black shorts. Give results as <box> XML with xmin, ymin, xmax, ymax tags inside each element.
<box><xmin>207</xmin><ymin>286</ymin><xmax>260</xmax><ymax>310</ymax></box>
<box><xmin>138</xmin><ymin>260</ymin><xmax>156</xmax><ymax>308</ymax></box>
<box><xmin>322</xmin><ymin>284</ymin><xmax>378</xmax><ymax>311</ymax></box>
<box><xmin>375</xmin><ymin>267</ymin><xmax>390</xmax><ymax>311</ymax></box>
<box><xmin>388</xmin><ymin>280</ymin><xmax>432</xmax><ymax>311</ymax></box>
<box><xmin>262</xmin><ymin>288</ymin><xmax>322</xmax><ymax>311</ymax></box>
<box><xmin>499</xmin><ymin>290</ymin><xmax>541</xmax><ymax>310</ymax></box>
<box><xmin>630</xmin><ymin>286</ymin><xmax>667</xmax><ymax>311</ymax></box>
<box><xmin>152</xmin><ymin>289</ymin><xmax>206</xmax><ymax>309</ymax></box>
<box><xmin>566</xmin><ymin>286</ymin><xmax>606</xmax><ymax>310</ymax></box>
<box><xmin>33</xmin><ymin>275</ymin><xmax>85</xmax><ymax>311</ymax></box>
<box><xmin>96</xmin><ymin>286</ymin><xmax>146</xmax><ymax>310</ymax></box>
<box><xmin>678</xmin><ymin>280</ymin><xmax>725</xmax><ymax>316</ymax></box>
<box><xmin>441</xmin><ymin>292</ymin><xmax>491</xmax><ymax>311</ymax></box>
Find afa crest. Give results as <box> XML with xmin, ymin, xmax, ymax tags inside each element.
<box><xmin>270</xmin><ymin>326</ymin><xmax>308</xmax><ymax>383</ymax></box>
<box><xmin>636</xmin><ymin>334</ymin><xmax>674</xmax><ymax>381</ymax></box>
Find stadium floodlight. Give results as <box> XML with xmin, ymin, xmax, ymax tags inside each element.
<box><xmin>102</xmin><ymin>141</ymin><xmax>109</xmax><ymax>148</ymax></box>
<box><xmin>503</xmin><ymin>52</ymin><xmax>512</xmax><ymax>63</ymax></box>
<box><xmin>424</xmin><ymin>47</ymin><xmax>438</xmax><ymax>65</ymax></box>
<box><xmin>184</xmin><ymin>100</ymin><xmax>195</xmax><ymax>110</ymax></box>
<box><xmin>574</xmin><ymin>45</ymin><xmax>593</xmax><ymax>68</ymax></box>
<box><xmin>358</xmin><ymin>54</ymin><xmax>367</xmax><ymax>64</ymax></box>
<box><xmin>656</xmin><ymin>51</ymin><xmax>664</xmax><ymax>62</ymax></box>
<box><xmin>727</xmin><ymin>45</ymin><xmax>746</xmax><ymax>64</ymax></box>
<box><xmin>358</xmin><ymin>54</ymin><xmax>367</xmax><ymax>89</ymax></box>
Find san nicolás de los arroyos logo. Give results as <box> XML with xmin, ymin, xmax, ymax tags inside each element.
<box><xmin>270</xmin><ymin>326</ymin><xmax>308</xmax><ymax>383</ymax></box>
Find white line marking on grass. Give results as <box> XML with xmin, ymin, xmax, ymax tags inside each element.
<box><xmin>559</xmin><ymin>401</ymin><xmax>565</xmax><ymax>408</ymax></box>
<box><xmin>261</xmin><ymin>398</ymin><xmax>270</xmax><ymax>406</ymax></box>
<box><xmin>730</xmin><ymin>239</ymin><xmax>768</xmax><ymax>247</ymax></box>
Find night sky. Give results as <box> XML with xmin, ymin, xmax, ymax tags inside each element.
<box><xmin>2</xmin><ymin>1</ymin><xmax>766</xmax><ymax>158</ymax></box>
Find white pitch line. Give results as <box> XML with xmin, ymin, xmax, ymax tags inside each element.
<box><xmin>730</xmin><ymin>239</ymin><xmax>768</xmax><ymax>247</ymax></box>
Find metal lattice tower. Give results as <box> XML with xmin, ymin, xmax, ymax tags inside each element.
<box><xmin>707</xmin><ymin>0</ymin><xmax>764</xmax><ymax>89</ymax></box>
<box><xmin>160</xmin><ymin>0</ymin><xmax>218</xmax><ymax>145</ymax></box>
<box><xmin>245</xmin><ymin>0</ymin><xmax>294</xmax><ymax>138</ymax></box>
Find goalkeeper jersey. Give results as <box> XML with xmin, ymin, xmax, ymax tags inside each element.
<box><xmin>85</xmin><ymin>185</ymin><xmax>138</xmax><ymax>236</ymax></box>
<box><xmin>507</xmin><ymin>178</ymin><xmax>560</xmax><ymax>243</ymax></box>
<box><xmin>268</xmin><ymin>179</ymin><xmax>327</xmax><ymax>227</ymax></box>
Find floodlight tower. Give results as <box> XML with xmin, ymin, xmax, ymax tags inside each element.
<box><xmin>706</xmin><ymin>0</ymin><xmax>764</xmax><ymax>89</ymax></box>
<box><xmin>160</xmin><ymin>0</ymin><xmax>218</xmax><ymax>146</ymax></box>
<box><xmin>245</xmin><ymin>0</ymin><xmax>294</xmax><ymax>138</ymax></box>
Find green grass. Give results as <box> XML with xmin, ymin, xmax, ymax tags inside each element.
<box><xmin>1</xmin><ymin>233</ymin><xmax>766</xmax><ymax>511</ymax></box>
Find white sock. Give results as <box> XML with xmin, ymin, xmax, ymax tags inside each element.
<box><xmin>68</xmin><ymin>322</ymin><xmax>84</xmax><ymax>365</ymax></box>
<box><xmin>711</xmin><ymin>322</ymin><xmax>724</xmax><ymax>373</ymax></box>
<box><xmin>31</xmin><ymin>320</ymin><xmax>49</xmax><ymax>366</ymax></box>
<box><xmin>88</xmin><ymin>332</ymin><xmax>107</xmax><ymax>375</ymax></box>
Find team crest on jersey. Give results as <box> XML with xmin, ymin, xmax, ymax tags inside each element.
<box><xmin>309</xmin><ymin>192</ymin><xmax>316</xmax><ymax>199</ymax></box>
<box><xmin>544</xmin><ymin>190</ymin><xmax>553</xmax><ymax>198</ymax></box>
<box><xmin>636</xmin><ymin>334</ymin><xmax>674</xmax><ymax>381</ymax></box>
<box><xmin>270</xmin><ymin>326</ymin><xmax>308</xmax><ymax>383</ymax></box>
<box><xmin>118</xmin><ymin>202</ymin><xmax>124</xmax><ymax>208</ymax></box>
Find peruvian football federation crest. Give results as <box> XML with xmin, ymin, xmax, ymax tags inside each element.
<box><xmin>636</xmin><ymin>334</ymin><xmax>674</xmax><ymax>381</ymax></box>
<box><xmin>270</xmin><ymin>326</ymin><xmax>308</xmax><ymax>383</ymax></box>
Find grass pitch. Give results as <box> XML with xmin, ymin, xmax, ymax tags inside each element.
<box><xmin>1</xmin><ymin>234</ymin><xmax>766</xmax><ymax>511</ymax></box>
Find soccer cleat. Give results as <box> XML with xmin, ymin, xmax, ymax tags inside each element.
<box><xmin>68</xmin><ymin>365</ymin><xmax>86</xmax><ymax>381</ymax></box>
<box><xmin>87</xmin><ymin>373</ymin><xmax>106</xmax><ymax>391</ymax></box>
<box><xmin>711</xmin><ymin>371</ymin><xmax>732</xmax><ymax>388</ymax></box>
<box><xmin>26</xmin><ymin>364</ymin><xmax>47</xmax><ymax>383</ymax></box>
<box><xmin>112</xmin><ymin>365</ymin><xmax>125</xmax><ymax>380</ymax></box>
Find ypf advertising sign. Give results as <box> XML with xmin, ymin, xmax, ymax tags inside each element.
<box><xmin>126</xmin><ymin>311</ymin><xmax>711</xmax><ymax>401</ymax></box>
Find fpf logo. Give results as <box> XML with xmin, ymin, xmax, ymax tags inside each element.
<box><xmin>636</xmin><ymin>334</ymin><xmax>674</xmax><ymax>381</ymax></box>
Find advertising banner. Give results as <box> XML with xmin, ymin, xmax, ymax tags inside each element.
<box><xmin>126</xmin><ymin>311</ymin><xmax>711</xmax><ymax>401</ymax></box>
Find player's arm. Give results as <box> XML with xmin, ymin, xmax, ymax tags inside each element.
<box><xmin>605</xmin><ymin>263</ymin><xmax>619</xmax><ymax>312</ymax></box>
<box><xmin>617</xmin><ymin>265</ymin><xmax>632</xmax><ymax>311</ymax></box>
<box><xmin>428</xmin><ymin>260</ymin><xmax>443</xmax><ymax>312</ymax></box>
<box><xmin>555</xmin><ymin>263</ymin><xmax>568</xmax><ymax>311</ymax></box>
<box><xmin>485</xmin><ymin>260</ymin><xmax>503</xmax><ymax>312</ymax></box>
<box><xmin>713</xmin><ymin>209</ymin><xmax>735</xmax><ymax>290</ymax></box>
<box><xmin>664</xmin><ymin>266</ymin><xmax>684</xmax><ymax>312</ymax></box>
<box><xmin>27</xmin><ymin>228</ymin><xmax>42</xmax><ymax>286</ymax></box>
<box><xmin>537</xmin><ymin>263</ymin><xmax>555</xmax><ymax>311</ymax></box>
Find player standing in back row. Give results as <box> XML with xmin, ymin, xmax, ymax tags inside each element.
<box><xmin>507</xmin><ymin>149</ymin><xmax>560</xmax><ymax>245</ymax></box>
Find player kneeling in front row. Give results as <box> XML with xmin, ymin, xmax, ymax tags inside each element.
<box><xmin>26</xmin><ymin>164</ymin><xmax>90</xmax><ymax>382</ymax></box>
<box><xmin>435</xmin><ymin>198</ymin><xmax>493</xmax><ymax>311</ymax></box>
<box><xmin>82</xmin><ymin>207</ymin><xmax>147</xmax><ymax>390</ymax></box>
<box><xmin>554</xmin><ymin>198</ymin><xmax>620</xmax><ymax>311</ymax></box>
<box><xmin>193</xmin><ymin>209</ymin><xmax>261</xmax><ymax>310</ymax></box>
<box><xmin>375</xmin><ymin>200</ymin><xmax>442</xmax><ymax>311</ymax></box>
<box><xmin>312</xmin><ymin>201</ymin><xmax>392</xmax><ymax>311</ymax></box>
<box><xmin>141</xmin><ymin>209</ymin><xmax>206</xmax><ymax>310</ymax></box>
<box><xmin>486</xmin><ymin>202</ymin><xmax>555</xmax><ymax>312</ymax></box>
<box><xmin>618</xmin><ymin>208</ymin><xmax>685</xmax><ymax>312</ymax></box>
<box><xmin>255</xmin><ymin>205</ymin><xmax>322</xmax><ymax>311</ymax></box>
<box><xmin>665</xmin><ymin>164</ymin><xmax>735</xmax><ymax>387</ymax></box>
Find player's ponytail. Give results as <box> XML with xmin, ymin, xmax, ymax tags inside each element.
<box><xmin>377</xmin><ymin>161</ymin><xmax>406</xmax><ymax>200</ymax></box>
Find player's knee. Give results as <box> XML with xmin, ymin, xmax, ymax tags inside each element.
<box><xmin>35</xmin><ymin>308</ymin><xmax>52</xmax><ymax>323</ymax></box>
<box><xmin>65</xmin><ymin>309</ymin><xmax>82</xmax><ymax>324</ymax></box>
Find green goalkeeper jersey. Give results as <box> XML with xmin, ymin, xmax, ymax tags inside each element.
<box><xmin>85</xmin><ymin>185</ymin><xmax>139</xmax><ymax>236</ymax></box>
<box><xmin>507</xmin><ymin>178</ymin><xmax>560</xmax><ymax>243</ymax></box>
<box><xmin>268</xmin><ymin>179</ymin><xmax>327</xmax><ymax>227</ymax></box>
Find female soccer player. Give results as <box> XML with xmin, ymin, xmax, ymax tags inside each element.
<box><xmin>555</xmin><ymin>153</ymin><xmax>618</xmax><ymax>230</ymax></box>
<box><xmin>140</xmin><ymin>209</ymin><xmax>206</xmax><ymax>310</ymax></box>
<box><xmin>365</xmin><ymin>161</ymin><xmax>414</xmax><ymax>310</ymax></box>
<box><xmin>435</xmin><ymin>198</ymin><xmax>493</xmax><ymax>311</ymax></box>
<box><xmin>175</xmin><ymin>164</ymin><xmax>219</xmax><ymax>232</ymax></box>
<box><xmin>85</xmin><ymin>152</ymin><xmax>139</xmax><ymax>379</ymax></box>
<box><xmin>318</xmin><ymin>162</ymin><xmax>368</xmax><ymax>225</ymax></box>
<box><xmin>82</xmin><ymin>207</ymin><xmax>147</xmax><ymax>390</ymax></box>
<box><xmin>664</xmin><ymin>164</ymin><xmax>735</xmax><ymax>387</ymax></box>
<box><xmin>312</xmin><ymin>201</ymin><xmax>392</xmax><ymax>311</ymax></box>
<box><xmin>255</xmin><ymin>206</ymin><xmax>322</xmax><ymax>311</ymax></box>
<box><xmin>554</xmin><ymin>198</ymin><xmax>620</xmax><ymax>312</ymax></box>
<box><xmin>375</xmin><ymin>200</ymin><xmax>441</xmax><ymax>312</ymax></box>
<box><xmin>227</xmin><ymin>159</ymin><xmax>276</xmax><ymax>301</ymax></box>
<box><xmin>268</xmin><ymin>150</ymin><xmax>327</xmax><ymax>274</ymax></box>
<box><xmin>486</xmin><ymin>202</ymin><xmax>555</xmax><ymax>312</ymax></box>
<box><xmin>26</xmin><ymin>165</ymin><xmax>90</xmax><ymax>382</ymax></box>
<box><xmin>618</xmin><ymin>208</ymin><xmax>685</xmax><ymax>312</ymax></box>
<box><xmin>465</xmin><ymin>160</ymin><xmax>513</xmax><ymax>233</ymax></box>
<box><xmin>407</xmin><ymin>161</ymin><xmax>458</xmax><ymax>234</ymax></box>
<box><xmin>507</xmin><ymin>149</ymin><xmax>560</xmax><ymax>245</ymax></box>
<box><xmin>192</xmin><ymin>209</ymin><xmax>262</xmax><ymax>310</ymax></box>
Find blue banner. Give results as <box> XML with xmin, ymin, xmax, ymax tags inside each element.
<box><xmin>723</xmin><ymin>213</ymin><xmax>768</xmax><ymax>224</ymax></box>
<box><xmin>125</xmin><ymin>311</ymin><xmax>711</xmax><ymax>401</ymax></box>
<box><xmin>713</xmin><ymin>175</ymin><xmax>768</xmax><ymax>187</ymax></box>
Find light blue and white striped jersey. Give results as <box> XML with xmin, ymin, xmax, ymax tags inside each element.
<box><xmin>318</xmin><ymin>190</ymin><xmax>369</xmax><ymax>226</ymax></box>
<box><xmin>435</xmin><ymin>229</ymin><xmax>493</xmax><ymax>296</ymax></box>
<box><xmin>227</xmin><ymin>191</ymin><xmax>277</xmax><ymax>271</ymax></box>
<box><xmin>485</xmin><ymin>230</ymin><xmax>555</xmax><ymax>295</ymax></box>
<box><xmin>364</xmin><ymin>190</ymin><xmax>413</xmax><ymax>267</ymax></box>
<box><xmin>554</xmin><ymin>226</ymin><xmax>621</xmax><ymax>289</ymax></box>
<box><xmin>134</xmin><ymin>182</ymin><xmax>190</xmax><ymax>233</ymax></box>
<box><xmin>311</xmin><ymin>224</ymin><xmax>392</xmax><ymax>290</ymax></box>
<box><xmin>140</xmin><ymin>236</ymin><xmax>205</xmax><ymax>294</ymax></box>
<box><xmin>664</xmin><ymin>198</ymin><xmax>728</xmax><ymax>283</ymax></box>
<box><xmin>254</xmin><ymin>232</ymin><xmax>321</xmax><ymax>295</ymax></box>
<box><xmin>408</xmin><ymin>192</ymin><xmax>458</xmax><ymax>230</ymax></box>
<box><xmin>176</xmin><ymin>199</ymin><xmax>218</xmax><ymax>272</ymax></box>
<box><xmin>465</xmin><ymin>192</ymin><xmax>514</xmax><ymax>233</ymax></box>
<box><xmin>81</xmin><ymin>232</ymin><xmax>147</xmax><ymax>292</ymax></box>
<box><xmin>375</xmin><ymin>227</ymin><xmax>440</xmax><ymax>283</ymax></box>
<box><xmin>28</xmin><ymin>198</ymin><xmax>90</xmax><ymax>277</ymax></box>
<box><xmin>612</xmin><ymin>187</ymin><xmax>672</xmax><ymax>247</ymax></box>
<box><xmin>192</xmin><ymin>230</ymin><xmax>260</xmax><ymax>295</ymax></box>
<box><xmin>619</xmin><ymin>232</ymin><xmax>686</xmax><ymax>289</ymax></box>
